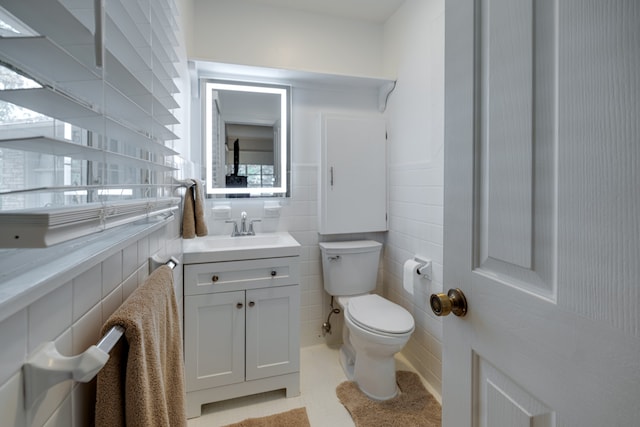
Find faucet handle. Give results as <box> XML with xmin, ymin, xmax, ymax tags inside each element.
<box><xmin>248</xmin><ymin>219</ymin><xmax>261</xmax><ymax>235</ymax></box>
<box><xmin>225</xmin><ymin>220</ymin><xmax>239</xmax><ymax>237</ymax></box>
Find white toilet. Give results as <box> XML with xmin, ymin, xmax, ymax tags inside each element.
<box><xmin>319</xmin><ymin>240</ymin><xmax>415</xmax><ymax>400</ymax></box>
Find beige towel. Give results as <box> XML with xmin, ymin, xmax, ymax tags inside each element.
<box><xmin>182</xmin><ymin>179</ymin><xmax>208</xmax><ymax>239</ymax></box>
<box><xmin>95</xmin><ymin>265</ymin><xmax>187</xmax><ymax>427</ymax></box>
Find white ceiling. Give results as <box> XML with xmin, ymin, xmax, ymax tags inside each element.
<box><xmin>241</xmin><ymin>0</ymin><xmax>406</xmax><ymax>23</ymax></box>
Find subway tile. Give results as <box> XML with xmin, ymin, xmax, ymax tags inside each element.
<box><xmin>101</xmin><ymin>252</ymin><xmax>123</xmax><ymax>297</ymax></box>
<box><xmin>28</xmin><ymin>282</ymin><xmax>72</xmax><ymax>353</ymax></box>
<box><xmin>149</xmin><ymin>228</ymin><xmax>163</xmax><ymax>256</ymax></box>
<box><xmin>72</xmin><ymin>264</ymin><xmax>101</xmax><ymax>322</ymax></box>
<box><xmin>122</xmin><ymin>271</ymin><xmax>138</xmax><ymax>301</ymax></box>
<box><xmin>71</xmin><ymin>303</ymin><xmax>102</xmax><ymax>357</ymax></box>
<box><xmin>137</xmin><ymin>236</ymin><xmax>150</xmax><ymax>266</ymax></box>
<box><xmin>0</xmin><ymin>309</ymin><xmax>27</xmax><ymax>385</ymax></box>
<box><xmin>41</xmin><ymin>394</ymin><xmax>72</xmax><ymax>427</ymax></box>
<box><xmin>28</xmin><ymin>373</ymin><xmax>72</xmax><ymax>427</ymax></box>
<box><xmin>102</xmin><ymin>285</ymin><xmax>123</xmax><ymax>324</ymax></box>
<box><xmin>122</xmin><ymin>242</ymin><xmax>138</xmax><ymax>279</ymax></box>
<box><xmin>0</xmin><ymin>371</ymin><xmax>25</xmax><ymax>427</ymax></box>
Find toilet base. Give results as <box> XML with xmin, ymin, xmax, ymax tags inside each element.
<box><xmin>339</xmin><ymin>345</ymin><xmax>355</xmax><ymax>380</ymax></box>
<box><xmin>353</xmin><ymin>351</ymin><xmax>399</xmax><ymax>400</ymax></box>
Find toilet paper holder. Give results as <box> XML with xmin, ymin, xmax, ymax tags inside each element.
<box><xmin>414</xmin><ymin>256</ymin><xmax>432</xmax><ymax>280</ymax></box>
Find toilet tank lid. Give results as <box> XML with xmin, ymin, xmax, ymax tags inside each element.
<box><xmin>319</xmin><ymin>240</ymin><xmax>382</xmax><ymax>254</ymax></box>
<box><xmin>348</xmin><ymin>294</ymin><xmax>414</xmax><ymax>334</ymax></box>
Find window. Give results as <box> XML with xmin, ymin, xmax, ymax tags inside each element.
<box><xmin>0</xmin><ymin>0</ymin><xmax>182</xmax><ymax>247</ymax></box>
<box><xmin>225</xmin><ymin>164</ymin><xmax>275</xmax><ymax>188</ymax></box>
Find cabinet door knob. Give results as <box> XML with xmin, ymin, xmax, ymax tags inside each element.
<box><xmin>212</xmin><ymin>275</ymin><xmax>219</xmax><ymax>282</ymax></box>
<box><xmin>236</xmin><ymin>302</ymin><xmax>243</xmax><ymax>309</ymax></box>
<box><xmin>271</xmin><ymin>270</ymin><xmax>277</xmax><ymax>277</ymax></box>
<box><xmin>248</xmin><ymin>301</ymin><xmax>255</xmax><ymax>307</ymax></box>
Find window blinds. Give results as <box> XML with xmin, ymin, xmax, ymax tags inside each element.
<box><xmin>0</xmin><ymin>0</ymin><xmax>182</xmax><ymax>247</ymax></box>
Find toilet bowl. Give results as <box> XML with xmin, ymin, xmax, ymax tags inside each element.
<box><xmin>319</xmin><ymin>241</ymin><xmax>415</xmax><ymax>401</ymax></box>
<box><xmin>343</xmin><ymin>294</ymin><xmax>414</xmax><ymax>400</ymax></box>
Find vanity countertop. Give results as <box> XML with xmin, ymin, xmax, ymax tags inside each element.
<box><xmin>182</xmin><ymin>232</ymin><xmax>301</xmax><ymax>263</ymax></box>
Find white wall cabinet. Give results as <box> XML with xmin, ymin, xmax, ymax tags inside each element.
<box><xmin>184</xmin><ymin>257</ymin><xmax>300</xmax><ymax>418</ymax></box>
<box><xmin>319</xmin><ymin>114</ymin><xmax>387</xmax><ymax>234</ymax></box>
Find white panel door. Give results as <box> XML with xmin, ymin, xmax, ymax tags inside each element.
<box><xmin>320</xmin><ymin>114</ymin><xmax>387</xmax><ymax>234</ymax></box>
<box><xmin>443</xmin><ymin>1</ymin><xmax>640</xmax><ymax>426</ymax></box>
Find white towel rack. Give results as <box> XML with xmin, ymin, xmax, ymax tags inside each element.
<box><xmin>22</xmin><ymin>256</ymin><xmax>179</xmax><ymax>409</ymax></box>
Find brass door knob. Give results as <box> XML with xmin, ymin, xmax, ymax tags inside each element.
<box><xmin>430</xmin><ymin>288</ymin><xmax>468</xmax><ymax>317</ymax></box>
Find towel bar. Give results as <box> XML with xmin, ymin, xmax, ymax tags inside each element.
<box><xmin>23</xmin><ymin>256</ymin><xmax>179</xmax><ymax>409</ymax></box>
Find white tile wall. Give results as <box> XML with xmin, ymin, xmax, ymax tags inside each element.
<box><xmin>0</xmin><ymin>219</ymin><xmax>182</xmax><ymax>427</ymax></box>
<box><xmin>385</xmin><ymin>160</ymin><xmax>444</xmax><ymax>395</ymax></box>
<box><xmin>28</xmin><ymin>282</ymin><xmax>72</xmax><ymax>353</ymax></box>
<box><xmin>382</xmin><ymin>0</ymin><xmax>446</xmax><ymax>398</ymax></box>
<box><xmin>285</xmin><ymin>165</ymin><xmax>325</xmax><ymax>347</ymax></box>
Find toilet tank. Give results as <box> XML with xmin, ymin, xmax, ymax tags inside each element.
<box><xmin>319</xmin><ymin>240</ymin><xmax>382</xmax><ymax>296</ymax></box>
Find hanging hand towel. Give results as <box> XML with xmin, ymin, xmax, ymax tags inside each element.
<box><xmin>182</xmin><ymin>179</ymin><xmax>208</xmax><ymax>238</ymax></box>
<box><xmin>95</xmin><ymin>265</ymin><xmax>187</xmax><ymax>427</ymax></box>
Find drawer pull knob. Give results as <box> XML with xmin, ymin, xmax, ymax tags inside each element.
<box><xmin>212</xmin><ymin>275</ymin><xmax>219</xmax><ymax>282</ymax></box>
<box><xmin>271</xmin><ymin>270</ymin><xmax>277</xmax><ymax>277</ymax></box>
<box><xmin>236</xmin><ymin>302</ymin><xmax>243</xmax><ymax>309</ymax></box>
<box><xmin>249</xmin><ymin>301</ymin><xmax>255</xmax><ymax>307</ymax></box>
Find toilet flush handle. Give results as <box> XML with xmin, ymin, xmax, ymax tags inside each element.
<box><xmin>327</xmin><ymin>255</ymin><xmax>341</xmax><ymax>261</ymax></box>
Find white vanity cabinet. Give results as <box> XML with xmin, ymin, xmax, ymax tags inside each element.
<box><xmin>183</xmin><ymin>256</ymin><xmax>300</xmax><ymax>418</ymax></box>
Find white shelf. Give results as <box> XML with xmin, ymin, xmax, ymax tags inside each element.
<box><xmin>194</xmin><ymin>61</ymin><xmax>396</xmax><ymax>91</ymax></box>
<box><xmin>0</xmin><ymin>197</ymin><xmax>180</xmax><ymax>239</ymax></box>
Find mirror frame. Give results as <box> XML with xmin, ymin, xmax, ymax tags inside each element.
<box><xmin>203</xmin><ymin>80</ymin><xmax>291</xmax><ymax>197</ymax></box>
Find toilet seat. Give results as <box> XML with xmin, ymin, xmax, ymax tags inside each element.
<box><xmin>346</xmin><ymin>294</ymin><xmax>414</xmax><ymax>335</ymax></box>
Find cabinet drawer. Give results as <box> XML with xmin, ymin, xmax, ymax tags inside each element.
<box><xmin>184</xmin><ymin>257</ymin><xmax>300</xmax><ymax>296</ymax></box>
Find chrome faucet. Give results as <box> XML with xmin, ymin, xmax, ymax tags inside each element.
<box><xmin>226</xmin><ymin>211</ymin><xmax>261</xmax><ymax>237</ymax></box>
<box><xmin>240</xmin><ymin>211</ymin><xmax>248</xmax><ymax>234</ymax></box>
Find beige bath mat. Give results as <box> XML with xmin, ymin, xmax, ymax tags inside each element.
<box><xmin>336</xmin><ymin>371</ymin><xmax>441</xmax><ymax>427</ymax></box>
<box><xmin>221</xmin><ymin>407</ymin><xmax>310</xmax><ymax>427</ymax></box>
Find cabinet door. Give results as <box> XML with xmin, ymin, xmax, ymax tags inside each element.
<box><xmin>184</xmin><ymin>291</ymin><xmax>245</xmax><ymax>391</ymax></box>
<box><xmin>320</xmin><ymin>114</ymin><xmax>387</xmax><ymax>234</ymax></box>
<box><xmin>245</xmin><ymin>285</ymin><xmax>300</xmax><ymax>381</ymax></box>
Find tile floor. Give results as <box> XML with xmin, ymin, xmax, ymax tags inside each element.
<box><xmin>186</xmin><ymin>344</ymin><xmax>426</xmax><ymax>427</ymax></box>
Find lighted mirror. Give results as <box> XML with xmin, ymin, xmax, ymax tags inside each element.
<box><xmin>203</xmin><ymin>80</ymin><xmax>290</xmax><ymax>197</ymax></box>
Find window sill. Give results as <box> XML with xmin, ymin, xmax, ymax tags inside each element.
<box><xmin>0</xmin><ymin>213</ymin><xmax>175</xmax><ymax>323</ymax></box>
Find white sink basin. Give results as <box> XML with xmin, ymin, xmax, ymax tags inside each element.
<box><xmin>183</xmin><ymin>232</ymin><xmax>301</xmax><ymax>263</ymax></box>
